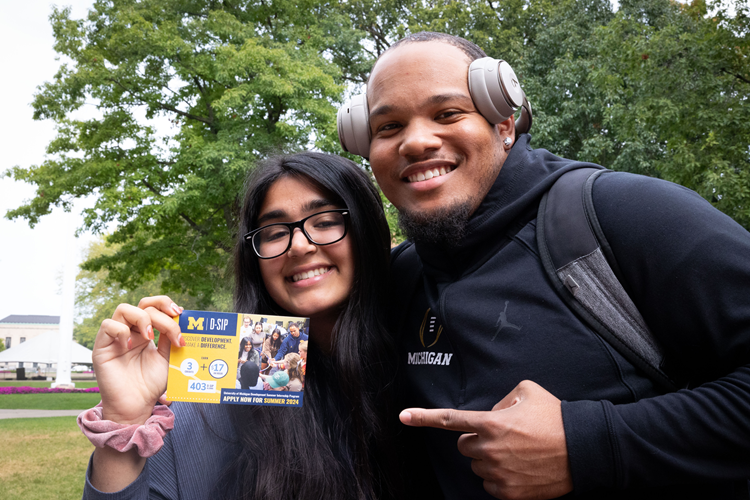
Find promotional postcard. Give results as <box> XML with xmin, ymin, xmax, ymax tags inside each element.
<box><xmin>166</xmin><ymin>310</ymin><xmax>309</xmax><ymax>407</ymax></box>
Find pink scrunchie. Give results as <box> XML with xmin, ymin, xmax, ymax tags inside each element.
<box><xmin>77</xmin><ymin>403</ymin><xmax>175</xmax><ymax>457</ymax></box>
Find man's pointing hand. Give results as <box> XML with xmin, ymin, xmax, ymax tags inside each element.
<box><xmin>399</xmin><ymin>380</ymin><xmax>573</xmax><ymax>500</ymax></box>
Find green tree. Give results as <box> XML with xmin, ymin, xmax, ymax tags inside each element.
<box><xmin>8</xmin><ymin>0</ymin><xmax>750</xmax><ymax>301</ymax></box>
<box><xmin>74</xmin><ymin>237</ymin><xmax>203</xmax><ymax>349</ymax></box>
<box><xmin>6</xmin><ymin>0</ymin><xmax>349</xmax><ymax>307</ymax></box>
<box><xmin>591</xmin><ymin>0</ymin><xmax>750</xmax><ymax>227</ymax></box>
<box><xmin>0</xmin><ymin>338</ymin><xmax>5</xmax><ymax>353</ymax></box>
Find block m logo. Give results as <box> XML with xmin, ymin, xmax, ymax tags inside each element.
<box><xmin>187</xmin><ymin>316</ymin><xmax>204</xmax><ymax>331</ymax></box>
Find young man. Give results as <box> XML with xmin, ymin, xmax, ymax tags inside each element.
<box><xmin>273</xmin><ymin>322</ymin><xmax>307</xmax><ymax>361</ymax></box>
<box><xmin>364</xmin><ymin>32</ymin><xmax>750</xmax><ymax>499</ymax></box>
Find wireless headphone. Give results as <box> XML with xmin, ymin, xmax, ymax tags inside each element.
<box><xmin>337</xmin><ymin>57</ymin><xmax>533</xmax><ymax>159</ymax></box>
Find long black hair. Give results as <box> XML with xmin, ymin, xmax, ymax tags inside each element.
<box><xmin>218</xmin><ymin>152</ymin><xmax>398</xmax><ymax>500</ymax></box>
<box><xmin>268</xmin><ymin>327</ymin><xmax>282</xmax><ymax>351</ymax></box>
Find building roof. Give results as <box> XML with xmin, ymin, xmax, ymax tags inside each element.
<box><xmin>0</xmin><ymin>315</ymin><xmax>60</xmax><ymax>325</ymax></box>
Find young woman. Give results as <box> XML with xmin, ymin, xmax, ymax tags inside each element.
<box><xmin>261</xmin><ymin>327</ymin><xmax>282</xmax><ymax>364</ymax></box>
<box><xmin>249</xmin><ymin>322</ymin><xmax>265</xmax><ymax>353</ymax></box>
<box><xmin>237</xmin><ymin>338</ymin><xmax>260</xmax><ymax>381</ymax></box>
<box><xmin>283</xmin><ymin>352</ymin><xmax>303</xmax><ymax>391</ymax></box>
<box><xmin>239</xmin><ymin>315</ymin><xmax>253</xmax><ymax>341</ymax></box>
<box><xmin>82</xmin><ymin>152</ymin><xmax>398</xmax><ymax>500</ymax></box>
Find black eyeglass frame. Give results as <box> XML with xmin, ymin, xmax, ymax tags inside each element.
<box><xmin>244</xmin><ymin>209</ymin><xmax>350</xmax><ymax>259</ymax></box>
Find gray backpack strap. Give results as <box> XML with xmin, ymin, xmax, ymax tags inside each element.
<box><xmin>537</xmin><ymin>167</ymin><xmax>677</xmax><ymax>392</ymax></box>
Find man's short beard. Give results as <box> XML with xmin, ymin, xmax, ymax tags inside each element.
<box><xmin>398</xmin><ymin>201</ymin><xmax>473</xmax><ymax>246</ymax></box>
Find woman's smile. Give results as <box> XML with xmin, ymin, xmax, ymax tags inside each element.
<box><xmin>290</xmin><ymin>265</ymin><xmax>334</xmax><ymax>284</ymax></box>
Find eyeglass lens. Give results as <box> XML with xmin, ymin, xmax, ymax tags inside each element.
<box><xmin>252</xmin><ymin>211</ymin><xmax>347</xmax><ymax>258</ymax></box>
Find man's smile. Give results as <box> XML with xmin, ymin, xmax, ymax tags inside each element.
<box><xmin>406</xmin><ymin>165</ymin><xmax>454</xmax><ymax>183</ymax></box>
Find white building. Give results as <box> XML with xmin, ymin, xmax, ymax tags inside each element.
<box><xmin>0</xmin><ymin>329</ymin><xmax>93</xmax><ymax>372</ymax></box>
<box><xmin>0</xmin><ymin>314</ymin><xmax>60</xmax><ymax>350</ymax></box>
<box><xmin>0</xmin><ymin>315</ymin><xmax>60</xmax><ymax>369</ymax></box>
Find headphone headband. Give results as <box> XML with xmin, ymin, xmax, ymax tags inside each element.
<box><xmin>337</xmin><ymin>57</ymin><xmax>532</xmax><ymax>159</ymax></box>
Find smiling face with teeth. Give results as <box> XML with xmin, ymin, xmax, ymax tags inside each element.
<box><xmin>367</xmin><ymin>41</ymin><xmax>515</xmax><ymax>220</ymax></box>
<box><xmin>256</xmin><ymin>176</ymin><xmax>355</xmax><ymax>333</ymax></box>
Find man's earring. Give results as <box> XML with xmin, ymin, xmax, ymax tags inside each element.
<box><xmin>503</xmin><ymin>137</ymin><xmax>512</xmax><ymax>147</ymax></box>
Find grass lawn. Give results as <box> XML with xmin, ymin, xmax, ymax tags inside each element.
<box><xmin>0</xmin><ymin>381</ymin><xmax>98</xmax><ymax>388</ymax></box>
<box><xmin>0</xmin><ymin>393</ymin><xmax>101</xmax><ymax>410</ymax></box>
<box><xmin>0</xmin><ymin>417</ymin><xmax>92</xmax><ymax>500</ymax></box>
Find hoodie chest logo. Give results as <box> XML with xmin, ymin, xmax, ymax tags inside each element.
<box><xmin>492</xmin><ymin>301</ymin><xmax>522</xmax><ymax>341</ymax></box>
<box><xmin>419</xmin><ymin>308</ymin><xmax>443</xmax><ymax>348</ymax></box>
<box><xmin>407</xmin><ymin>308</ymin><xmax>453</xmax><ymax>366</ymax></box>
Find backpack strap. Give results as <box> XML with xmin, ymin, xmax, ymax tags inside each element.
<box><xmin>536</xmin><ymin>167</ymin><xmax>678</xmax><ymax>392</ymax></box>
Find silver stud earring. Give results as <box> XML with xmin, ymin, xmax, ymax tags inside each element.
<box><xmin>503</xmin><ymin>137</ymin><xmax>512</xmax><ymax>147</ymax></box>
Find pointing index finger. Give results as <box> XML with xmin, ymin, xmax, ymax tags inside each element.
<box><xmin>400</xmin><ymin>407</ymin><xmax>487</xmax><ymax>433</ymax></box>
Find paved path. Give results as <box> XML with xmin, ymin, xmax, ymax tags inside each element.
<box><xmin>0</xmin><ymin>409</ymin><xmax>84</xmax><ymax>419</ymax></box>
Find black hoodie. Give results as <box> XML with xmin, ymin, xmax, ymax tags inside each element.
<box><xmin>394</xmin><ymin>134</ymin><xmax>750</xmax><ymax>499</ymax></box>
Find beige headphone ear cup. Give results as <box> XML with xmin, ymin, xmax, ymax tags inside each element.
<box><xmin>337</xmin><ymin>93</ymin><xmax>371</xmax><ymax>158</ymax></box>
<box><xmin>468</xmin><ymin>57</ymin><xmax>528</xmax><ymax>131</ymax></box>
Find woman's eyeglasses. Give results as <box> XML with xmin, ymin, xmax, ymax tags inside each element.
<box><xmin>244</xmin><ymin>209</ymin><xmax>350</xmax><ymax>259</ymax></box>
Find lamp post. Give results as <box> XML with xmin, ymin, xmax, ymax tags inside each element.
<box><xmin>52</xmin><ymin>209</ymin><xmax>77</xmax><ymax>389</ymax></box>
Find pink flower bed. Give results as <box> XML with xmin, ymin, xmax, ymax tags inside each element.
<box><xmin>0</xmin><ymin>386</ymin><xmax>100</xmax><ymax>395</ymax></box>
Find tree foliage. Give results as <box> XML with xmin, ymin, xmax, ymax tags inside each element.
<box><xmin>7</xmin><ymin>0</ymin><xmax>348</xmax><ymax>307</ymax></box>
<box><xmin>591</xmin><ymin>0</ymin><xmax>750</xmax><ymax>227</ymax></box>
<box><xmin>74</xmin><ymin>237</ymin><xmax>204</xmax><ymax>349</ymax></box>
<box><xmin>5</xmin><ymin>0</ymin><xmax>750</xmax><ymax>312</ymax></box>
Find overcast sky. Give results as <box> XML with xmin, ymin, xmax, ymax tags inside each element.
<box><xmin>0</xmin><ymin>2</ymin><xmax>96</xmax><ymax>322</ymax></box>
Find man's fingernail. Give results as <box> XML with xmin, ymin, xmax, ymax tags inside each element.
<box><xmin>171</xmin><ymin>303</ymin><xmax>181</xmax><ymax>315</ymax></box>
<box><xmin>147</xmin><ymin>325</ymin><xmax>154</xmax><ymax>340</ymax></box>
<box><xmin>178</xmin><ymin>334</ymin><xmax>186</xmax><ymax>347</ymax></box>
<box><xmin>127</xmin><ymin>337</ymin><xmax>133</xmax><ymax>350</ymax></box>
<box><xmin>400</xmin><ymin>410</ymin><xmax>412</xmax><ymax>424</ymax></box>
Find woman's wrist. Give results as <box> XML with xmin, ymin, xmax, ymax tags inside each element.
<box><xmin>101</xmin><ymin>408</ymin><xmax>153</xmax><ymax>426</ymax></box>
<box><xmin>100</xmin><ymin>398</ymin><xmax>155</xmax><ymax>426</ymax></box>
